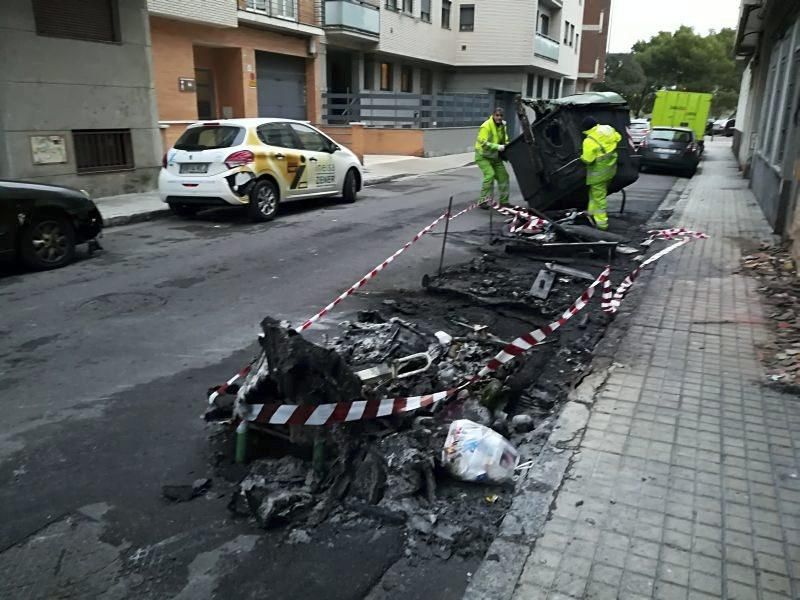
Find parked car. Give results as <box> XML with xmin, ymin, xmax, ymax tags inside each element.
<box><xmin>628</xmin><ymin>118</ymin><xmax>651</xmax><ymax>148</ymax></box>
<box><xmin>711</xmin><ymin>117</ymin><xmax>735</xmax><ymax>136</ymax></box>
<box><xmin>159</xmin><ymin>118</ymin><xmax>364</xmax><ymax>222</ymax></box>
<box><xmin>638</xmin><ymin>127</ymin><xmax>701</xmax><ymax>176</ymax></box>
<box><xmin>0</xmin><ymin>180</ymin><xmax>103</xmax><ymax>270</ymax></box>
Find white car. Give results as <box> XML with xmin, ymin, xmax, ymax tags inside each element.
<box><xmin>159</xmin><ymin>118</ymin><xmax>363</xmax><ymax>221</ymax></box>
<box><xmin>628</xmin><ymin>118</ymin><xmax>650</xmax><ymax>148</ymax></box>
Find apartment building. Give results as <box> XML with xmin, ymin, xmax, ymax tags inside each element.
<box><xmin>734</xmin><ymin>0</ymin><xmax>800</xmax><ymax>260</ymax></box>
<box><xmin>576</xmin><ymin>0</ymin><xmax>610</xmax><ymax>92</ymax></box>
<box><xmin>319</xmin><ymin>0</ymin><xmax>586</xmax><ymax>133</ymax></box>
<box><xmin>0</xmin><ymin>0</ymin><xmax>162</xmax><ymax>196</ymax></box>
<box><xmin>148</xmin><ymin>0</ymin><xmax>325</xmax><ymax>150</ymax></box>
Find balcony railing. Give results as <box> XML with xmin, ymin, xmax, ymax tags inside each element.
<box><xmin>324</xmin><ymin>0</ymin><xmax>380</xmax><ymax>36</ymax></box>
<box><xmin>244</xmin><ymin>0</ymin><xmax>298</xmax><ymax>21</ymax></box>
<box><xmin>534</xmin><ymin>32</ymin><xmax>560</xmax><ymax>62</ymax></box>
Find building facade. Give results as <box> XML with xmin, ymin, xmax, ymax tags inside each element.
<box><xmin>576</xmin><ymin>0</ymin><xmax>610</xmax><ymax>92</ymax></box>
<box><xmin>319</xmin><ymin>0</ymin><xmax>587</xmax><ymax>134</ymax></box>
<box><xmin>0</xmin><ymin>0</ymin><xmax>162</xmax><ymax>196</ymax></box>
<box><xmin>734</xmin><ymin>0</ymin><xmax>800</xmax><ymax>260</ymax></box>
<box><xmin>148</xmin><ymin>0</ymin><xmax>325</xmax><ymax>151</ymax></box>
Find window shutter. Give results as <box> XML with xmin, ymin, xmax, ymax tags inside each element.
<box><xmin>33</xmin><ymin>0</ymin><xmax>117</xmax><ymax>43</ymax></box>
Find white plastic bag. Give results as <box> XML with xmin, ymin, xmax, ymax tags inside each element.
<box><xmin>441</xmin><ymin>419</ymin><xmax>520</xmax><ymax>484</ymax></box>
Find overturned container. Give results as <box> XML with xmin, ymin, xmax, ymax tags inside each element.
<box><xmin>506</xmin><ymin>92</ymin><xmax>640</xmax><ymax>212</ymax></box>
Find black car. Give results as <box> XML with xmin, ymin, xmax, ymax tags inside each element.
<box><xmin>638</xmin><ymin>127</ymin><xmax>700</xmax><ymax>177</ymax></box>
<box><xmin>0</xmin><ymin>180</ymin><xmax>103</xmax><ymax>270</ymax></box>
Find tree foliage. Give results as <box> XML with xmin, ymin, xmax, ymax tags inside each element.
<box><xmin>596</xmin><ymin>26</ymin><xmax>740</xmax><ymax>117</ymax></box>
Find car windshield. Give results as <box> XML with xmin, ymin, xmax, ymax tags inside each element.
<box><xmin>650</xmin><ymin>129</ymin><xmax>692</xmax><ymax>143</ymax></box>
<box><xmin>630</xmin><ymin>122</ymin><xmax>649</xmax><ymax>130</ymax></box>
<box><xmin>174</xmin><ymin>126</ymin><xmax>243</xmax><ymax>151</ymax></box>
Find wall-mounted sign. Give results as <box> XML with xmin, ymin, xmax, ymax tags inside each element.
<box><xmin>30</xmin><ymin>135</ymin><xmax>67</xmax><ymax>165</ymax></box>
<box><xmin>248</xmin><ymin>72</ymin><xmax>257</xmax><ymax>88</ymax></box>
<box><xmin>179</xmin><ymin>77</ymin><xmax>196</xmax><ymax>92</ymax></box>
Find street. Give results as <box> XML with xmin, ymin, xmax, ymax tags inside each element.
<box><xmin>0</xmin><ymin>167</ymin><xmax>678</xmax><ymax>598</ymax></box>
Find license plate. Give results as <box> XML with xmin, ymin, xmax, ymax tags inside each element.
<box><xmin>653</xmin><ymin>148</ymin><xmax>677</xmax><ymax>154</ymax></box>
<box><xmin>180</xmin><ymin>163</ymin><xmax>209</xmax><ymax>174</ymax></box>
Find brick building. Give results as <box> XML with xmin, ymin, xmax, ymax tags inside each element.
<box><xmin>576</xmin><ymin>0</ymin><xmax>610</xmax><ymax>92</ymax></box>
<box><xmin>148</xmin><ymin>0</ymin><xmax>325</xmax><ymax>152</ymax></box>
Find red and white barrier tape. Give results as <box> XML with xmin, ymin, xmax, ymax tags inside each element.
<box><xmin>238</xmin><ymin>389</ymin><xmax>456</xmax><ymax>426</ymax></box>
<box><xmin>478</xmin><ymin>266</ymin><xmax>610</xmax><ymax>376</ymax></box>
<box><xmin>642</xmin><ymin>227</ymin><xmax>709</xmax><ymax>246</ymax></box>
<box><xmin>296</xmin><ymin>210</ymin><xmax>449</xmax><ymax>332</ymax></box>
<box><xmin>208</xmin><ymin>363</ymin><xmax>253</xmax><ymax>406</ymax></box>
<box><xmin>602</xmin><ymin>238</ymin><xmax>691</xmax><ymax>313</ymax></box>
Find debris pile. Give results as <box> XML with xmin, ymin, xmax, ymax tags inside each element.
<box><xmin>742</xmin><ymin>244</ymin><xmax>800</xmax><ymax>387</ymax></box>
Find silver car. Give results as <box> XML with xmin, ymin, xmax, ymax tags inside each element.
<box><xmin>628</xmin><ymin>119</ymin><xmax>650</xmax><ymax>148</ymax></box>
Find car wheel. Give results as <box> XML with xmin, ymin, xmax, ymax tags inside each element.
<box><xmin>248</xmin><ymin>179</ymin><xmax>279</xmax><ymax>222</ymax></box>
<box><xmin>20</xmin><ymin>215</ymin><xmax>76</xmax><ymax>270</ymax></box>
<box><xmin>342</xmin><ymin>169</ymin><xmax>358</xmax><ymax>204</ymax></box>
<box><xmin>168</xmin><ymin>203</ymin><xmax>199</xmax><ymax>217</ymax></box>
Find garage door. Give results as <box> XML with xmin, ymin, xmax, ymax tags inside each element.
<box><xmin>256</xmin><ymin>51</ymin><xmax>307</xmax><ymax>120</ymax></box>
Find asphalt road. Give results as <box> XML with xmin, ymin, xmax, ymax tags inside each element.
<box><xmin>0</xmin><ymin>166</ymin><xmax>678</xmax><ymax>599</ymax></box>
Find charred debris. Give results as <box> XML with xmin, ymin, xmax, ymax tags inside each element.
<box><xmin>200</xmin><ymin>208</ymin><xmax>651</xmax><ymax>559</ymax></box>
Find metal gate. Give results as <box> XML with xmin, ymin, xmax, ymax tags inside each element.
<box><xmin>256</xmin><ymin>51</ymin><xmax>306</xmax><ymax>120</ymax></box>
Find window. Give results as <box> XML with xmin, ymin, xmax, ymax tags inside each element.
<box><xmin>526</xmin><ymin>74</ymin><xmax>534</xmax><ymax>97</ymax></box>
<box><xmin>421</xmin><ymin>0</ymin><xmax>431</xmax><ymax>22</ymax></box>
<box><xmin>563</xmin><ymin>21</ymin><xmax>570</xmax><ymax>44</ymax></box>
<box><xmin>290</xmin><ymin>124</ymin><xmax>331</xmax><ymax>152</ymax></box>
<box><xmin>380</xmin><ymin>62</ymin><xmax>394</xmax><ymax>91</ymax></box>
<box><xmin>73</xmin><ymin>129</ymin><xmax>133</xmax><ymax>174</ymax></box>
<box><xmin>364</xmin><ymin>58</ymin><xmax>375</xmax><ymax>90</ymax></box>
<box><xmin>175</xmin><ymin>126</ymin><xmax>244</xmax><ymax>150</ymax></box>
<box><xmin>536</xmin><ymin>75</ymin><xmax>544</xmax><ymax>98</ymax></box>
<box><xmin>575</xmin><ymin>33</ymin><xmax>579</xmax><ymax>53</ymax></box>
<box><xmin>385</xmin><ymin>0</ymin><xmax>398</xmax><ymax>10</ymax></box>
<box><xmin>401</xmin><ymin>66</ymin><xmax>414</xmax><ymax>93</ymax></box>
<box><xmin>33</xmin><ymin>0</ymin><xmax>118</xmax><ymax>43</ymax></box>
<box><xmin>420</xmin><ymin>69</ymin><xmax>433</xmax><ymax>95</ymax></box>
<box><xmin>459</xmin><ymin>5</ymin><xmax>474</xmax><ymax>32</ymax></box>
<box><xmin>441</xmin><ymin>0</ymin><xmax>451</xmax><ymax>28</ymax></box>
<box><xmin>402</xmin><ymin>0</ymin><xmax>413</xmax><ymax>13</ymax></box>
<box><xmin>570</xmin><ymin>24</ymin><xmax>575</xmax><ymax>46</ymax></box>
<box><xmin>539</xmin><ymin>13</ymin><xmax>550</xmax><ymax>36</ymax></box>
<box><xmin>257</xmin><ymin>123</ymin><xmax>296</xmax><ymax>148</ymax></box>
<box><xmin>549</xmin><ymin>77</ymin><xmax>560</xmax><ymax>99</ymax></box>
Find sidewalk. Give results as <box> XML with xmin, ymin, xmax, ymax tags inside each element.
<box><xmin>95</xmin><ymin>152</ymin><xmax>474</xmax><ymax>228</ymax></box>
<box><xmin>467</xmin><ymin>140</ymin><xmax>800</xmax><ymax>600</ymax></box>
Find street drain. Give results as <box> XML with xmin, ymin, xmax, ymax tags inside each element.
<box><xmin>78</xmin><ymin>292</ymin><xmax>167</xmax><ymax>317</ymax></box>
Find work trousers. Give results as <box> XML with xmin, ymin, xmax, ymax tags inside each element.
<box><xmin>587</xmin><ymin>181</ymin><xmax>609</xmax><ymax>231</ymax></box>
<box><xmin>476</xmin><ymin>156</ymin><xmax>509</xmax><ymax>205</ymax></box>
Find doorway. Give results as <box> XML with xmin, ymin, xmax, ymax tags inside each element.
<box><xmin>195</xmin><ymin>68</ymin><xmax>215</xmax><ymax>120</ymax></box>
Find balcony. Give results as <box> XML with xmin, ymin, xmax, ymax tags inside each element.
<box><xmin>243</xmin><ymin>0</ymin><xmax>298</xmax><ymax>20</ymax></box>
<box><xmin>534</xmin><ymin>32</ymin><xmax>560</xmax><ymax>62</ymax></box>
<box><xmin>324</xmin><ymin>0</ymin><xmax>380</xmax><ymax>38</ymax></box>
<box><xmin>239</xmin><ymin>0</ymin><xmax>323</xmax><ymax>35</ymax></box>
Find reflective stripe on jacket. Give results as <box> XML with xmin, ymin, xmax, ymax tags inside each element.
<box><xmin>475</xmin><ymin>117</ymin><xmax>509</xmax><ymax>159</ymax></box>
<box><xmin>581</xmin><ymin>124</ymin><xmax>621</xmax><ymax>184</ymax></box>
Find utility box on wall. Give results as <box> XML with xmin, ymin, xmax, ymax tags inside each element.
<box><xmin>178</xmin><ymin>77</ymin><xmax>196</xmax><ymax>92</ymax></box>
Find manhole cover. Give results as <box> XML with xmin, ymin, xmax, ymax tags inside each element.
<box><xmin>78</xmin><ymin>292</ymin><xmax>167</xmax><ymax>317</ymax></box>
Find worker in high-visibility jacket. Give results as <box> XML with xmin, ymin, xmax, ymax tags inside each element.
<box><xmin>580</xmin><ymin>116</ymin><xmax>621</xmax><ymax>230</ymax></box>
<box><xmin>475</xmin><ymin>107</ymin><xmax>510</xmax><ymax>207</ymax></box>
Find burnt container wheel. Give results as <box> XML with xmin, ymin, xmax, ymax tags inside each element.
<box><xmin>19</xmin><ymin>212</ymin><xmax>76</xmax><ymax>270</ymax></box>
<box><xmin>248</xmin><ymin>177</ymin><xmax>280</xmax><ymax>222</ymax></box>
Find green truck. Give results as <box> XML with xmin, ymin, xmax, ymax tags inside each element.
<box><xmin>650</xmin><ymin>90</ymin><xmax>713</xmax><ymax>147</ymax></box>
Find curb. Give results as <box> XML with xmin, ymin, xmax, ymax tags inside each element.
<box><xmin>101</xmin><ymin>164</ymin><xmax>475</xmax><ymax>230</ymax></box>
<box><xmin>464</xmin><ymin>174</ymin><xmax>691</xmax><ymax>600</ymax></box>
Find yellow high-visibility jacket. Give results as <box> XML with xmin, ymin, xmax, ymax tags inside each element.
<box><xmin>475</xmin><ymin>117</ymin><xmax>509</xmax><ymax>160</ymax></box>
<box><xmin>581</xmin><ymin>124</ymin><xmax>621</xmax><ymax>185</ymax></box>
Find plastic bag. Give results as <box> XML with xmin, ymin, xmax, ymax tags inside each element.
<box><xmin>441</xmin><ymin>419</ymin><xmax>520</xmax><ymax>484</ymax></box>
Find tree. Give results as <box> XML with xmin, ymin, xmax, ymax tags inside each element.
<box><xmin>594</xmin><ymin>53</ymin><xmax>651</xmax><ymax>116</ymax></box>
<box><xmin>632</xmin><ymin>26</ymin><xmax>740</xmax><ymax>117</ymax></box>
<box><xmin>597</xmin><ymin>27</ymin><xmax>741</xmax><ymax>117</ymax></box>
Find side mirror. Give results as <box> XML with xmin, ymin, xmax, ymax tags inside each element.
<box><xmin>329</xmin><ymin>143</ymin><xmax>340</xmax><ymax>153</ymax></box>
